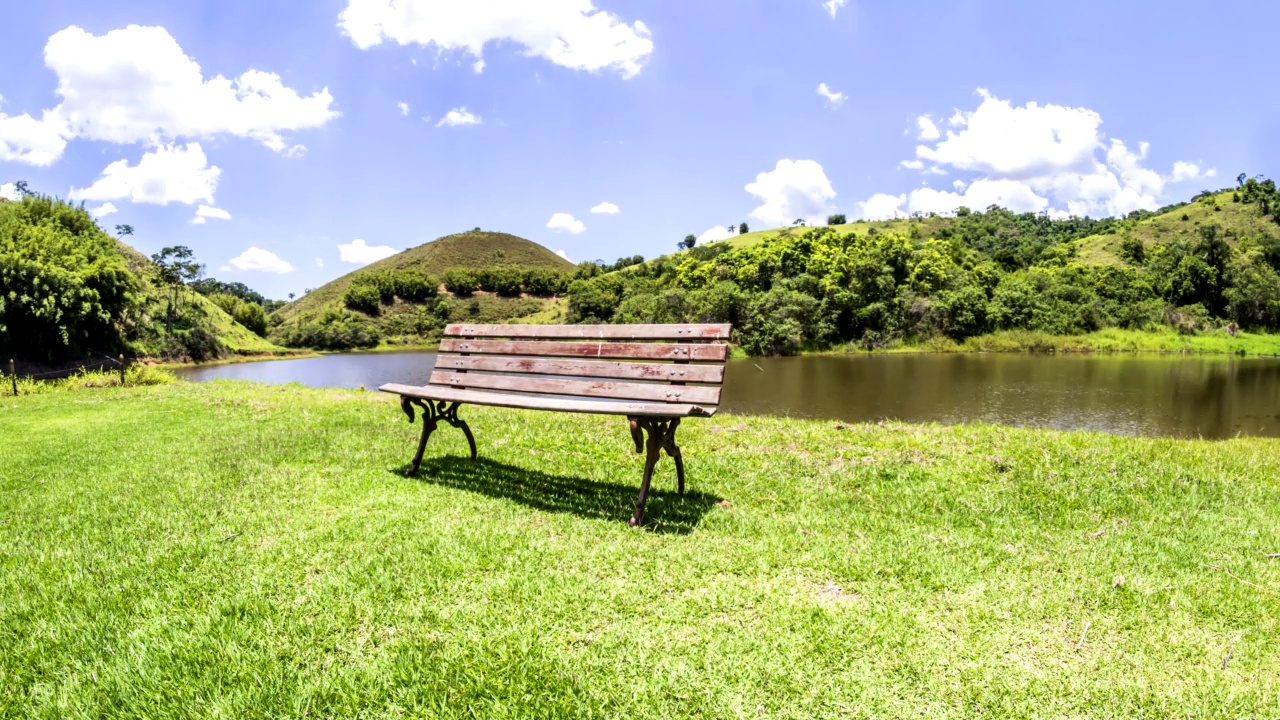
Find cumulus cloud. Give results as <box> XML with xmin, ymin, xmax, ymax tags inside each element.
<box><xmin>338</xmin><ymin>238</ymin><xmax>398</xmax><ymax>265</ymax></box>
<box><xmin>88</xmin><ymin>202</ymin><xmax>118</xmax><ymax>218</ymax></box>
<box><xmin>867</xmin><ymin>89</ymin><xmax>1216</xmax><ymax>219</ymax></box>
<box><xmin>823</xmin><ymin>0</ymin><xmax>848</xmax><ymax>18</ymax></box>
<box><xmin>338</xmin><ymin>0</ymin><xmax>654</xmax><ymax>78</ymax></box>
<box><xmin>0</xmin><ymin>111</ymin><xmax>67</xmax><ymax>166</ymax></box>
<box><xmin>229</xmin><ymin>247</ymin><xmax>294</xmax><ymax>274</ymax></box>
<box><xmin>816</xmin><ymin>83</ymin><xmax>846</xmax><ymax>107</ymax></box>
<box><xmin>696</xmin><ymin>225</ymin><xmax>734</xmax><ymax>244</ymax></box>
<box><xmin>591</xmin><ymin>201</ymin><xmax>620</xmax><ymax>215</ymax></box>
<box><xmin>0</xmin><ymin>25</ymin><xmax>338</xmax><ymax>166</ymax></box>
<box><xmin>436</xmin><ymin>108</ymin><xmax>481</xmax><ymax>127</ymax></box>
<box><xmin>70</xmin><ymin>143</ymin><xmax>220</xmax><ymax>205</ymax></box>
<box><xmin>0</xmin><ymin>182</ymin><xmax>19</xmax><ymax>201</ymax></box>
<box><xmin>915</xmin><ymin>115</ymin><xmax>940</xmax><ymax>141</ymax></box>
<box><xmin>1170</xmin><ymin>161</ymin><xmax>1216</xmax><ymax>183</ymax></box>
<box><xmin>745</xmin><ymin>159</ymin><xmax>837</xmax><ymax>227</ymax></box>
<box><xmin>547</xmin><ymin>212</ymin><xmax>585</xmax><ymax>234</ymax></box>
<box><xmin>555</xmin><ymin>249</ymin><xmax>571</xmax><ymax>262</ymax></box>
<box><xmin>192</xmin><ymin>204</ymin><xmax>231</xmax><ymax>224</ymax></box>
<box><xmin>397</xmin><ymin>101</ymin><xmax>410</xmax><ymax>116</ymax></box>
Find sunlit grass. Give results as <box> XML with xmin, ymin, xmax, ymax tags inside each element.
<box><xmin>2</xmin><ymin>382</ymin><xmax>1278</xmax><ymax>717</ymax></box>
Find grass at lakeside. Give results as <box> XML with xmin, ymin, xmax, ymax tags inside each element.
<box><xmin>2</xmin><ymin>383</ymin><xmax>1279</xmax><ymax>717</ymax></box>
<box><xmin>823</xmin><ymin>328</ymin><xmax>1280</xmax><ymax>358</ymax></box>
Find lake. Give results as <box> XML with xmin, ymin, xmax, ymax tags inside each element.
<box><xmin>173</xmin><ymin>352</ymin><xmax>1280</xmax><ymax>439</ymax></box>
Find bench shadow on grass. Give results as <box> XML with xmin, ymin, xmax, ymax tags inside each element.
<box><xmin>395</xmin><ymin>456</ymin><xmax>721</xmax><ymax>535</ymax></box>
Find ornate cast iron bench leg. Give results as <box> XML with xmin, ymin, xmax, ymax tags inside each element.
<box><xmin>627</xmin><ymin>416</ymin><xmax>683</xmax><ymax>526</ymax></box>
<box><xmin>400</xmin><ymin>397</ymin><xmax>478</xmax><ymax>476</ymax></box>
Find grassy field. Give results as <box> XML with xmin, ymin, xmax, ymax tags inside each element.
<box><xmin>2</xmin><ymin>382</ymin><xmax>1278</xmax><ymax>718</ymax></box>
<box><xmin>849</xmin><ymin>327</ymin><xmax>1280</xmax><ymax>357</ymax></box>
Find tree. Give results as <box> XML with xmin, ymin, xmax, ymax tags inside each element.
<box><xmin>12</xmin><ymin>180</ymin><xmax>32</xmax><ymax>198</ymax></box>
<box><xmin>827</xmin><ymin>214</ymin><xmax>847</xmax><ymax>226</ymax></box>
<box><xmin>793</xmin><ymin>218</ymin><xmax>807</xmax><ymax>227</ymax></box>
<box><xmin>114</xmin><ymin>224</ymin><xmax>134</xmax><ymax>238</ymax></box>
<box><xmin>288</xmin><ymin>292</ymin><xmax>296</xmax><ymax>301</ymax></box>
<box><xmin>679</xmin><ymin>234</ymin><xmax>697</xmax><ymax>250</ymax></box>
<box><xmin>150</xmin><ymin>246</ymin><xmax>204</xmax><ymax>331</ymax></box>
<box><xmin>740</xmin><ymin>222</ymin><xmax>749</xmax><ymax>235</ymax></box>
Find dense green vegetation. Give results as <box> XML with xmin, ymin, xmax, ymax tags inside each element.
<box><xmin>2</xmin><ymin>381</ymin><xmax>1277</xmax><ymax>716</ymax></box>
<box><xmin>272</xmin><ymin>231</ymin><xmax>574</xmax><ymax>350</ymax></box>
<box><xmin>0</xmin><ymin>193</ymin><xmax>290</xmax><ymax>365</ymax></box>
<box><xmin>568</xmin><ymin>181</ymin><xmax>1280</xmax><ymax>355</ymax></box>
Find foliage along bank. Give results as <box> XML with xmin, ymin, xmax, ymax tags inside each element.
<box><xmin>566</xmin><ymin>180</ymin><xmax>1280</xmax><ymax>355</ymax></box>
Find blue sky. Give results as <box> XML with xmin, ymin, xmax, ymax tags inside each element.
<box><xmin>2</xmin><ymin>0</ymin><xmax>1277</xmax><ymax>299</ymax></box>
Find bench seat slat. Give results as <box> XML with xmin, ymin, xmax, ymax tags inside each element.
<box><xmin>434</xmin><ymin>355</ymin><xmax>726</xmax><ymax>384</ymax></box>
<box><xmin>439</xmin><ymin>338</ymin><xmax>728</xmax><ymax>362</ymax></box>
<box><xmin>379</xmin><ymin>384</ymin><xmax>717</xmax><ymax>417</ymax></box>
<box><xmin>446</xmin><ymin>323</ymin><xmax>730</xmax><ymax>340</ymax></box>
<box><xmin>429</xmin><ymin>370</ymin><xmax>722</xmax><ymax>405</ymax></box>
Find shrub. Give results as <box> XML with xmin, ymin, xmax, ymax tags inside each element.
<box><xmin>443</xmin><ymin>269</ymin><xmax>479</xmax><ymax>296</ymax></box>
<box><xmin>272</xmin><ymin>310</ymin><xmax>381</xmax><ymax>350</ymax></box>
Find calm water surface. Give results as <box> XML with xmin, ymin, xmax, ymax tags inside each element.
<box><xmin>174</xmin><ymin>353</ymin><xmax>1280</xmax><ymax>439</ymax></box>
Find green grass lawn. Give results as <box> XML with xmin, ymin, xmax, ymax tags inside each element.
<box><xmin>2</xmin><ymin>382</ymin><xmax>1278</xmax><ymax>718</ymax></box>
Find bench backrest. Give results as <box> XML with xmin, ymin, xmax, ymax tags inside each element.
<box><xmin>431</xmin><ymin>323</ymin><xmax>732</xmax><ymax>408</ymax></box>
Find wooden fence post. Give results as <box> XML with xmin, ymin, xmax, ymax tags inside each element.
<box><xmin>119</xmin><ymin>355</ymin><xmax>127</xmax><ymax>386</ymax></box>
<box><xmin>9</xmin><ymin>359</ymin><xmax>15</xmax><ymax>397</ymax></box>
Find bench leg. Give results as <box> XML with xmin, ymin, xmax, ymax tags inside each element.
<box><xmin>627</xmin><ymin>417</ymin><xmax>683</xmax><ymax>526</ymax></box>
<box><xmin>400</xmin><ymin>398</ymin><xmax>478</xmax><ymax>476</ymax></box>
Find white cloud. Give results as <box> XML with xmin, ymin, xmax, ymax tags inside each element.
<box><xmin>816</xmin><ymin>83</ymin><xmax>846</xmax><ymax>107</ymax></box>
<box><xmin>823</xmin><ymin>0</ymin><xmax>848</xmax><ymax>18</ymax></box>
<box><xmin>916</xmin><ymin>115</ymin><xmax>940</xmax><ymax>141</ymax></box>
<box><xmin>88</xmin><ymin>202</ymin><xmax>118</xmax><ymax>218</ymax></box>
<box><xmin>70</xmin><ymin>143</ymin><xmax>220</xmax><ymax>205</ymax></box>
<box><xmin>696</xmin><ymin>225</ymin><xmax>734</xmax><ymax>244</ymax></box>
<box><xmin>397</xmin><ymin>101</ymin><xmax>410</xmax><ymax>116</ymax></box>
<box><xmin>856</xmin><ymin>193</ymin><xmax>906</xmax><ymax>221</ymax></box>
<box><xmin>547</xmin><ymin>212</ymin><xmax>585</xmax><ymax>234</ymax></box>
<box><xmin>745</xmin><ymin>159</ymin><xmax>837</xmax><ymax>227</ymax></box>
<box><xmin>862</xmin><ymin>89</ymin><xmax>1217</xmax><ymax>220</ymax></box>
<box><xmin>338</xmin><ymin>0</ymin><xmax>654</xmax><ymax>78</ymax></box>
<box><xmin>473</xmin><ymin>59</ymin><xmax>486</xmax><ymax>74</ymax></box>
<box><xmin>0</xmin><ymin>111</ymin><xmax>67</xmax><ymax>166</ymax></box>
<box><xmin>0</xmin><ymin>25</ymin><xmax>338</xmax><ymax>166</ymax></box>
<box><xmin>555</xmin><ymin>249</ymin><xmax>571</xmax><ymax>262</ymax></box>
<box><xmin>192</xmin><ymin>204</ymin><xmax>231</xmax><ymax>224</ymax></box>
<box><xmin>436</xmin><ymin>107</ymin><xmax>481</xmax><ymax>127</ymax></box>
<box><xmin>338</xmin><ymin>238</ymin><xmax>398</xmax><ymax>265</ymax></box>
<box><xmin>0</xmin><ymin>183</ymin><xmax>18</xmax><ymax>201</ymax></box>
<box><xmin>229</xmin><ymin>247</ymin><xmax>294</xmax><ymax>274</ymax></box>
<box><xmin>1170</xmin><ymin>161</ymin><xmax>1216</xmax><ymax>183</ymax></box>
<box><xmin>315</xmin><ymin>258</ymin><xmax>325</xmax><ymax>268</ymax></box>
<box><xmin>590</xmin><ymin>201</ymin><xmax>620</xmax><ymax>215</ymax></box>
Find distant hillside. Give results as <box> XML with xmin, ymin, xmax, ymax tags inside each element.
<box><xmin>567</xmin><ymin>178</ymin><xmax>1280</xmax><ymax>355</ymax></box>
<box><xmin>0</xmin><ymin>193</ymin><xmax>290</xmax><ymax>365</ymax></box>
<box><xmin>270</xmin><ymin>230</ymin><xmax>574</xmax><ymax>349</ymax></box>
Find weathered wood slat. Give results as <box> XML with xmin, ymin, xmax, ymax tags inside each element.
<box><xmin>445</xmin><ymin>323</ymin><xmax>731</xmax><ymax>341</ymax></box>
<box><xmin>438</xmin><ymin>338</ymin><xmax>729</xmax><ymax>362</ymax></box>
<box><xmin>428</xmin><ymin>370</ymin><xmax>722</xmax><ymax>405</ymax></box>
<box><xmin>434</xmin><ymin>355</ymin><xmax>726</xmax><ymax>384</ymax></box>
<box><xmin>379</xmin><ymin>384</ymin><xmax>716</xmax><ymax>417</ymax></box>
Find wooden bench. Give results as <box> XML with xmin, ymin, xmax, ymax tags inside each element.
<box><xmin>380</xmin><ymin>323</ymin><xmax>732</xmax><ymax>525</ymax></box>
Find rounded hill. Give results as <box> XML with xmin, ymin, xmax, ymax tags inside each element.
<box><xmin>275</xmin><ymin>230</ymin><xmax>573</xmax><ymax>324</ymax></box>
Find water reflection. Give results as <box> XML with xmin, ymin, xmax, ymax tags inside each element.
<box><xmin>173</xmin><ymin>352</ymin><xmax>1280</xmax><ymax>439</ymax></box>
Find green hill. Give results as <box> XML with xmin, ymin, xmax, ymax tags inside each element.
<box><xmin>1</xmin><ymin>194</ymin><xmax>290</xmax><ymax>366</ymax></box>
<box><xmin>270</xmin><ymin>230</ymin><xmax>574</xmax><ymax>349</ymax></box>
<box><xmin>566</xmin><ymin>178</ymin><xmax>1280</xmax><ymax>355</ymax></box>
